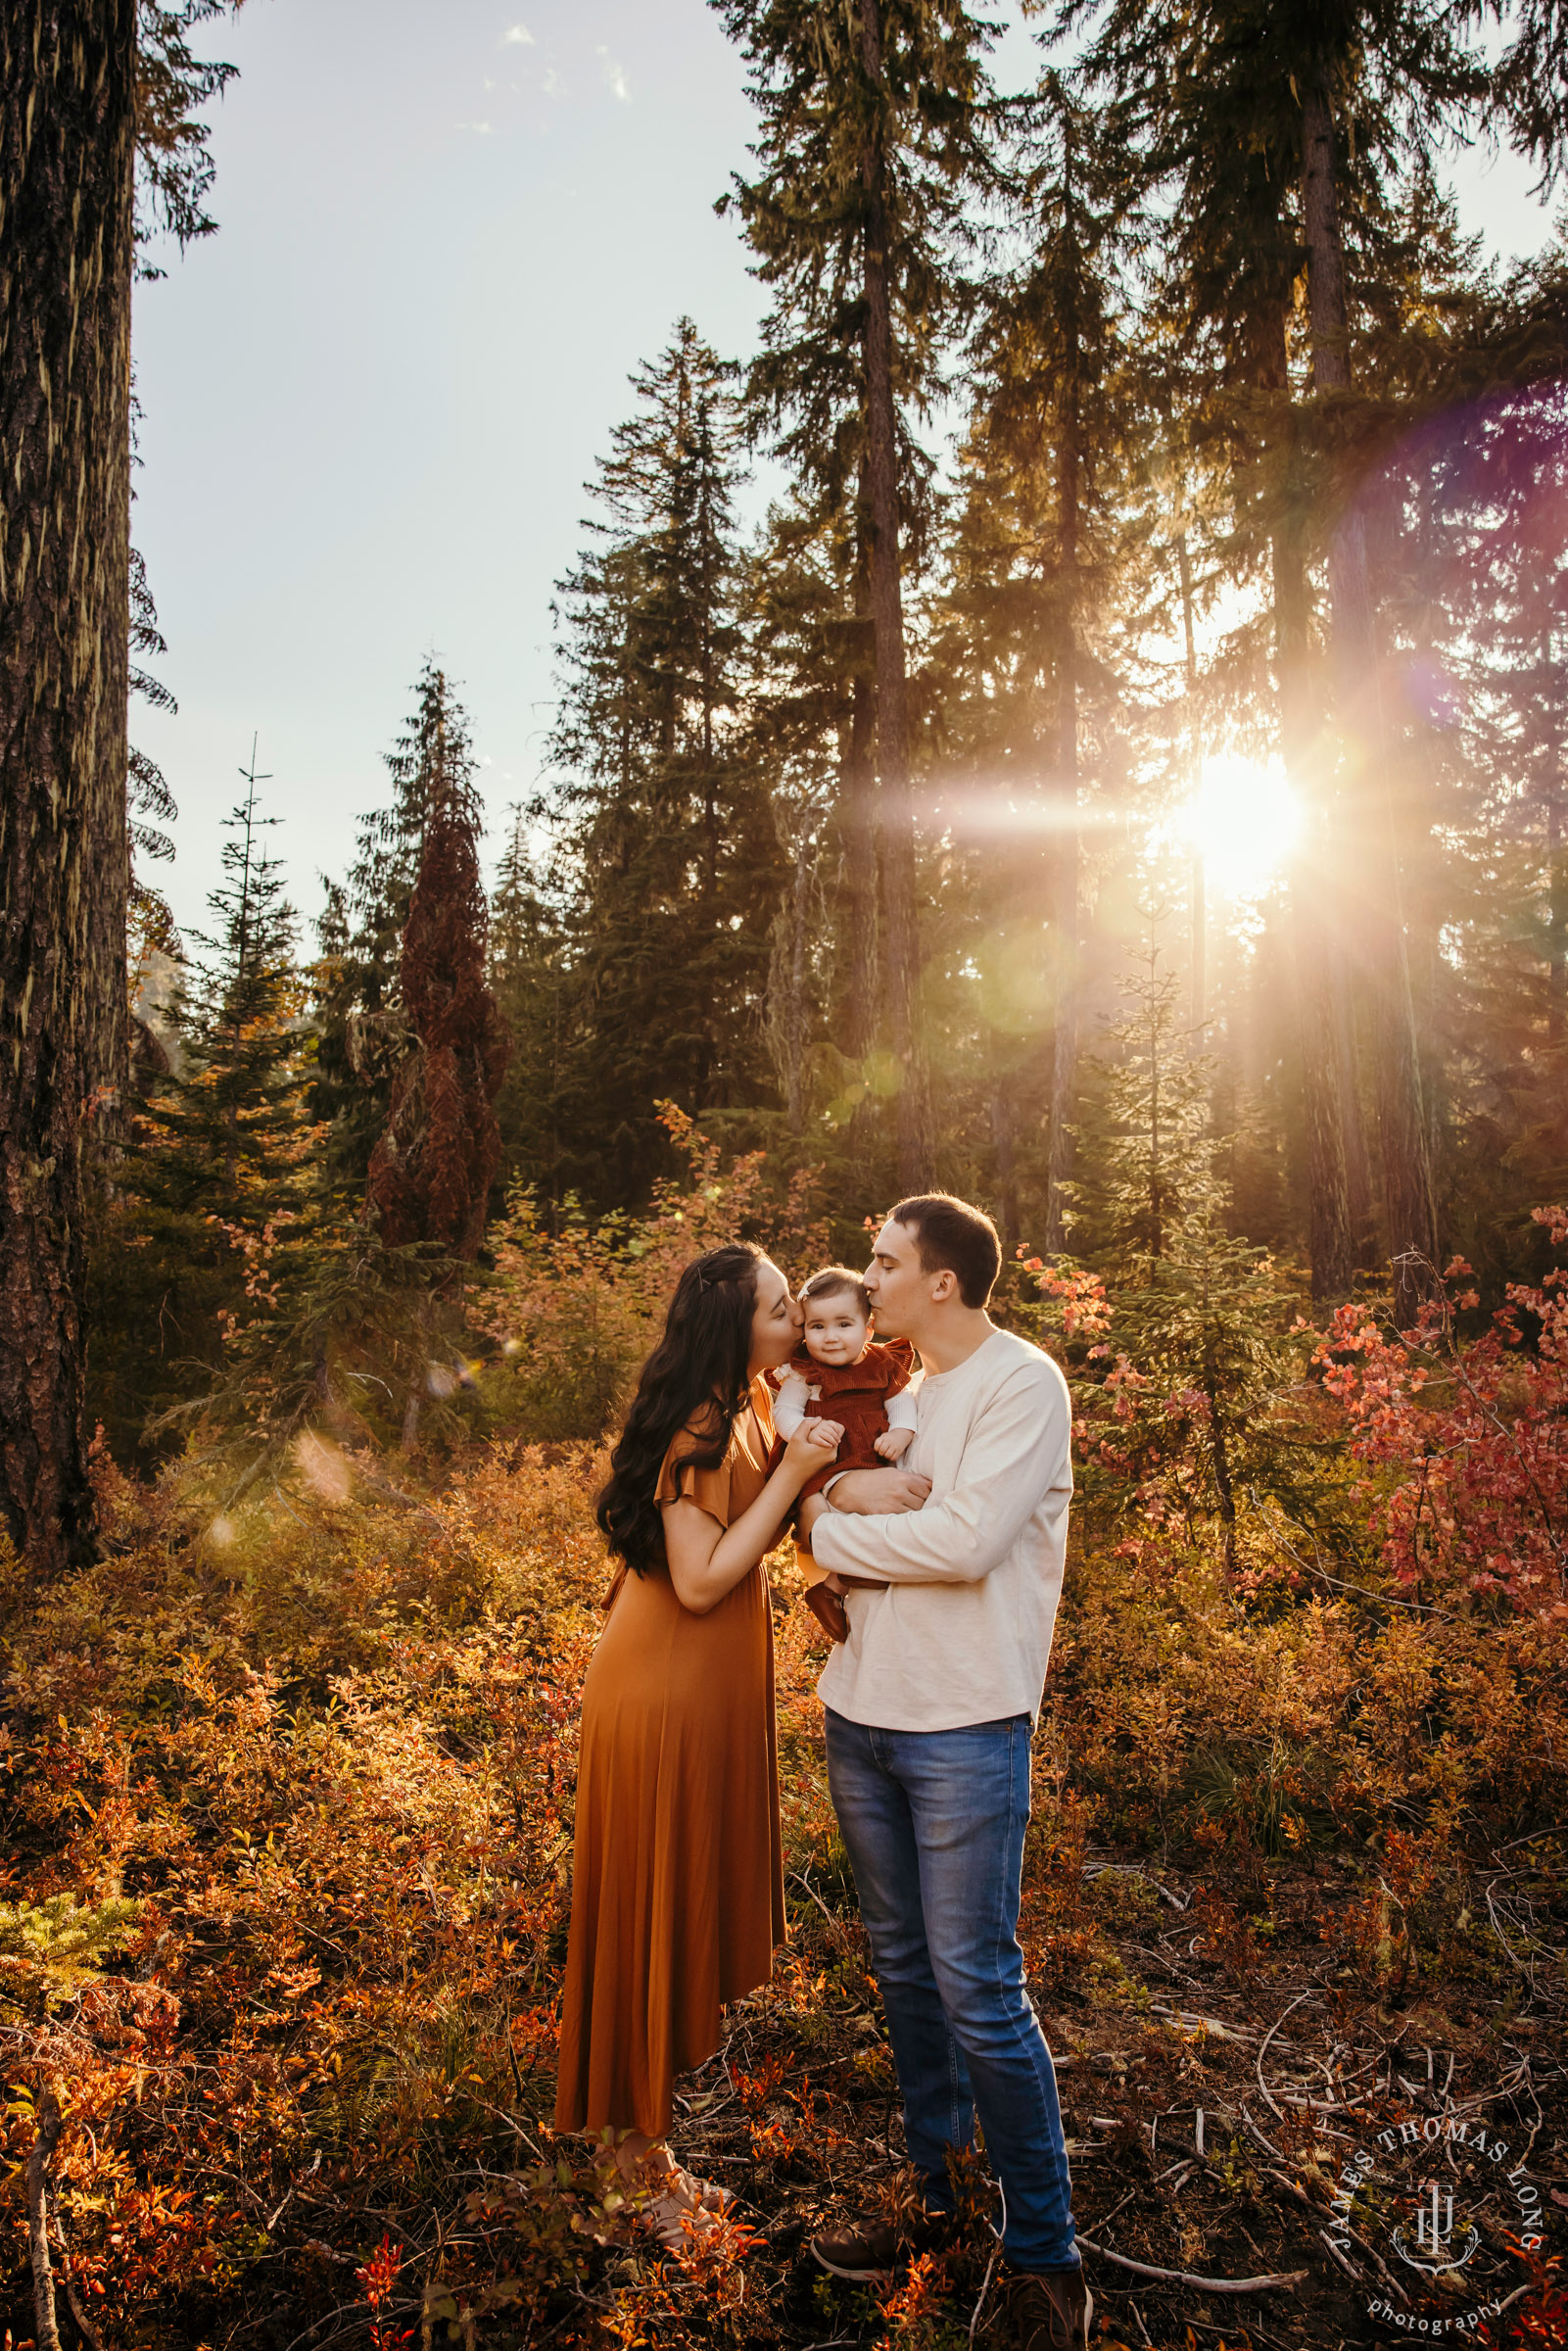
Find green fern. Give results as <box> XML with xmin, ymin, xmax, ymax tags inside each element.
<box><xmin>0</xmin><ymin>1893</ymin><xmax>142</xmax><ymax>2005</ymax></box>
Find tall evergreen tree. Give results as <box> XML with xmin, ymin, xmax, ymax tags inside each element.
<box><xmin>127</xmin><ymin>549</ymin><xmax>179</xmax><ymax>936</ymax></box>
<box><xmin>1071</xmin><ymin>0</ymin><xmax>1349</xmax><ymax>1296</ymax></box>
<box><xmin>490</xmin><ymin>807</ymin><xmax>571</xmax><ymax>1208</ymax></box>
<box><xmin>717</xmin><ymin>0</ymin><xmax>998</xmax><ymax>1185</ymax></box>
<box><xmin>87</xmin><ymin>758</ymin><xmax>319</xmax><ymax>1458</ymax></box>
<box><xmin>313</xmin><ymin>659</ymin><xmax>465</xmax><ymax>1186</ymax></box>
<box><xmin>1074</xmin><ymin>926</ymin><xmax>1214</xmax><ymax>1270</ymax></box>
<box><xmin>183</xmin><ymin>747</ymin><xmax>304</xmax><ymax>1179</ymax></box>
<box><xmin>1071</xmin><ymin>0</ymin><xmax>1486</xmax><ymax>1317</ymax></box>
<box><xmin>1291</xmin><ymin>0</ymin><xmax>1481</xmax><ymax>1315</ymax></box>
<box><xmin>948</xmin><ymin>67</ymin><xmax>1138</xmax><ymax>1247</ymax></box>
<box><xmin>544</xmin><ymin>322</ymin><xmax>783</xmax><ymax>1205</ymax></box>
<box><xmin>738</xmin><ymin>492</ymin><xmax>876</xmax><ymax>1151</ymax></box>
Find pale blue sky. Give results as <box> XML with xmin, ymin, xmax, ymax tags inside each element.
<box><xmin>131</xmin><ymin>0</ymin><xmax>1553</xmax><ymax>942</ymax></box>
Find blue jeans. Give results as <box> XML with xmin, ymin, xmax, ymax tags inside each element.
<box><xmin>824</xmin><ymin>1707</ymin><xmax>1077</xmax><ymax>2272</ymax></box>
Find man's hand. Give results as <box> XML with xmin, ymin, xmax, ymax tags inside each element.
<box><xmin>821</xmin><ymin>1466</ymin><xmax>931</xmax><ymax>1516</ymax></box>
<box><xmin>874</xmin><ymin>1425</ymin><xmax>916</xmax><ymax>1461</ymax></box>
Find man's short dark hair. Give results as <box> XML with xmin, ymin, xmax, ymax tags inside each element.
<box><xmin>801</xmin><ymin>1265</ymin><xmax>874</xmax><ymax>1316</ymax></box>
<box><xmin>890</xmin><ymin>1194</ymin><xmax>1001</xmax><ymax>1311</ymax></box>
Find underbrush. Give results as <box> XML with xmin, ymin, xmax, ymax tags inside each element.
<box><xmin>1</xmin><ymin>1436</ymin><xmax>1564</xmax><ymax>2349</ymax></box>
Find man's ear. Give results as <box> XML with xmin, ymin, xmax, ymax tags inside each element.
<box><xmin>929</xmin><ymin>1267</ymin><xmax>958</xmax><ymax>1304</ymax></box>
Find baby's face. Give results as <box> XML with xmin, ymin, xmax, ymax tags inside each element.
<box><xmin>802</xmin><ymin>1292</ymin><xmax>871</xmax><ymax>1367</ymax></box>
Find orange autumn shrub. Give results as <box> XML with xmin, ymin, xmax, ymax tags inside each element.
<box><xmin>477</xmin><ymin>1103</ymin><xmax>831</xmax><ymax>1439</ymax></box>
<box><xmin>0</xmin><ymin>1444</ymin><xmax>614</xmax><ymax>2343</ymax></box>
<box><xmin>7</xmin><ymin>1182</ymin><xmax>1568</xmax><ymax>2344</ymax></box>
<box><xmin>1045</xmin><ymin>1528</ymin><xmax>1568</xmax><ymax>1855</ymax></box>
<box><xmin>1317</xmin><ymin>1206</ymin><xmax>1568</xmax><ymax>1618</ymax></box>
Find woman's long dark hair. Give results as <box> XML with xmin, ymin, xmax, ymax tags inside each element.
<box><xmin>596</xmin><ymin>1242</ymin><xmax>765</xmax><ymax>1576</ymax></box>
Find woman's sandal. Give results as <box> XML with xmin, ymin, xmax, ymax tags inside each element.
<box><xmin>636</xmin><ymin>2159</ymin><xmax>733</xmax><ymax>2247</ymax></box>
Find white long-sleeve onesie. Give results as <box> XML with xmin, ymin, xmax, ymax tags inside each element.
<box><xmin>773</xmin><ymin>1368</ymin><xmax>920</xmax><ymax>1439</ymax></box>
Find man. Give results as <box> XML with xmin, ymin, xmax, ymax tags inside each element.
<box><xmin>798</xmin><ymin>1193</ymin><xmax>1089</xmax><ymax>2351</ymax></box>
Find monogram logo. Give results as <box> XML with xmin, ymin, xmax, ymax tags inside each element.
<box><xmin>1321</xmin><ymin>2063</ymin><xmax>1547</xmax><ymax>2336</ymax></box>
<box><xmin>1390</xmin><ymin>2179</ymin><xmax>1481</xmax><ymax>2276</ymax></box>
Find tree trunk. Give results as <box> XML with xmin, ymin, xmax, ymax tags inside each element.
<box><xmin>840</xmin><ymin>529</ymin><xmax>880</xmax><ymax>1067</ymax></box>
<box><xmin>1550</xmin><ymin>772</ymin><xmax>1566</xmax><ymax>1043</ymax></box>
<box><xmin>1177</xmin><ymin>534</ymin><xmax>1206</xmax><ymax>1046</ymax></box>
<box><xmin>1</xmin><ymin>0</ymin><xmax>135</xmax><ymax>1577</ymax></box>
<box><xmin>1274</xmin><ymin>508</ymin><xmax>1355</xmax><ymax>1300</ymax></box>
<box><xmin>1303</xmin><ymin>73</ymin><xmax>1436</xmax><ymax>1320</ymax></box>
<box><xmin>772</xmin><ymin>802</ymin><xmax>813</xmax><ymax>1134</ymax></box>
<box><xmin>1044</xmin><ymin>375</ymin><xmax>1081</xmax><ymax>1254</ymax></box>
<box><xmin>1544</xmin><ymin>619</ymin><xmax>1565</xmax><ymax>1043</ymax></box>
<box><xmin>858</xmin><ymin>0</ymin><xmax>933</xmax><ymax>1191</ymax></box>
<box><xmin>988</xmin><ymin>1046</ymin><xmax>1019</xmax><ymax>1257</ymax></box>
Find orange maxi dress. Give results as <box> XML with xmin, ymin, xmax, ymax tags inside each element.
<box><xmin>553</xmin><ymin>1378</ymin><xmax>787</xmax><ymax>2139</ymax></box>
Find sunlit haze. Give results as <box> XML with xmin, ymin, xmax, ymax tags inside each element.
<box><xmin>1185</xmin><ymin>752</ymin><xmax>1303</xmax><ymax>902</ymax></box>
<box><xmin>130</xmin><ymin>0</ymin><xmax>1553</xmax><ymax>936</ymax></box>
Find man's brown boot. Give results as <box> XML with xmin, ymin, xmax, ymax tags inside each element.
<box><xmin>990</xmin><ymin>2262</ymin><xmax>1093</xmax><ymax>2350</ymax></box>
<box><xmin>810</xmin><ymin>2204</ymin><xmax>950</xmax><ymax>2282</ymax></box>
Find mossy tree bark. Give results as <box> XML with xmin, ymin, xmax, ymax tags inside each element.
<box><xmin>0</xmin><ymin>0</ymin><xmax>134</xmax><ymax>1575</ymax></box>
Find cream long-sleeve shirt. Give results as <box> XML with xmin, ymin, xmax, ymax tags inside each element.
<box><xmin>812</xmin><ymin>1326</ymin><xmax>1072</xmax><ymax>1733</ymax></box>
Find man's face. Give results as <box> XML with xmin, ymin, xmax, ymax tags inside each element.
<box><xmin>801</xmin><ymin>1290</ymin><xmax>871</xmax><ymax>1367</ymax></box>
<box><xmin>862</xmin><ymin>1218</ymin><xmax>928</xmax><ymax>1339</ymax></box>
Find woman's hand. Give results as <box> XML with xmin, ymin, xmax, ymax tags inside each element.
<box><xmin>783</xmin><ymin>1416</ymin><xmax>842</xmax><ymax>1478</ymax></box>
<box><xmin>663</xmin><ymin>1418</ymin><xmax>843</xmax><ymax>1616</ymax></box>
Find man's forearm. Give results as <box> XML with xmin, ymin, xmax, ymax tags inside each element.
<box><xmin>811</xmin><ymin>1380</ymin><xmax>1069</xmax><ymax>1585</ymax></box>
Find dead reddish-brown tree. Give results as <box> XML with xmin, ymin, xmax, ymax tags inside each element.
<box><xmin>365</xmin><ymin>673</ymin><xmax>510</xmax><ymax>1274</ymax></box>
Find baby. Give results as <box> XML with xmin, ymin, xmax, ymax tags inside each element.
<box><xmin>771</xmin><ymin>1266</ymin><xmax>919</xmax><ymax>1645</ymax></box>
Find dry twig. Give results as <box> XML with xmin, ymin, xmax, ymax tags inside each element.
<box><xmin>1256</xmin><ymin>1991</ymin><xmax>1311</xmax><ymax>2120</ymax></box>
<box><xmin>26</xmin><ymin>2091</ymin><xmax>63</xmax><ymax>2351</ymax></box>
<box><xmin>1077</xmin><ymin>2233</ymin><xmax>1308</xmax><ymax>2294</ymax></box>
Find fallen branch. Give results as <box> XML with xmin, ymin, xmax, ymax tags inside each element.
<box><xmin>1485</xmin><ymin>1882</ymin><xmax>1539</xmax><ymax>1985</ymax></box>
<box><xmin>25</xmin><ymin>2092</ymin><xmax>63</xmax><ymax>2351</ymax></box>
<box><xmin>788</xmin><ymin>1869</ymin><xmax>852</xmax><ymax>1945</ymax></box>
<box><xmin>1151</xmin><ymin>2004</ymin><xmax>1256</xmax><ymax>2045</ymax></box>
<box><xmin>46</xmin><ymin>2177</ymin><xmax>107</xmax><ymax>2351</ymax></box>
<box><xmin>1084</xmin><ymin>1865</ymin><xmax>1189</xmax><ymax>1912</ymax></box>
<box><xmin>1351</xmin><ymin>2223</ymin><xmax>1412</xmax><ymax>2307</ymax></box>
<box><xmin>62</xmin><ymin>2267</ymin><xmax>106</xmax><ymax>2351</ymax></box>
<box><xmin>1317</xmin><ymin>2229</ymin><xmax>1363</xmax><ymax>2284</ymax></box>
<box><xmin>1256</xmin><ymin>1991</ymin><xmax>1311</xmax><ymax>2121</ymax></box>
<box><xmin>1076</xmin><ymin>2237</ymin><xmax>1308</xmax><ymax>2294</ymax></box>
<box><xmin>968</xmin><ymin>2218</ymin><xmax>1004</xmax><ymax>2350</ymax></box>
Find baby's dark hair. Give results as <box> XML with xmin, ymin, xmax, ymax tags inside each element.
<box><xmin>801</xmin><ymin>1265</ymin><xmax>874</xmax><ymax>1317</ymax></box>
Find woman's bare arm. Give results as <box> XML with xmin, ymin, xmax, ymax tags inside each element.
<box><xmin>662</xmin><ymin>1418</ymin><xmax>842</xmax><ymax>1615</ymax></box>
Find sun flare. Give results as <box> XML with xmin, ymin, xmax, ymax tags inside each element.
<box><xmin>1186</xmin><ymin>751</ymin><xmax>1301</xmax><ymax>901</ymax></box>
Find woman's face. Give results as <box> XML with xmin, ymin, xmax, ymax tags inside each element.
<box><xmin>748</xmin><ymin>1258</ymin><xmax>804</xmax><ymax>1375</ymax></box>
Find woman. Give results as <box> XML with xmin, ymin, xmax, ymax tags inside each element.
<box><xmin>552</xmin><ymin>1243</ymin><xmax>841</xmax><ymax>2240</ymax></box>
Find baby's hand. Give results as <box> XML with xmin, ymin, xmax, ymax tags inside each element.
<box><xmin>784</xmin><ymin>1417</ymin><xmax>842</xmax><ymax>1475</ymax></box>
<box><xmin>875</xmin><ymin>1425</ymin><xmax>916</xmax><ymax>1461</ymax></box>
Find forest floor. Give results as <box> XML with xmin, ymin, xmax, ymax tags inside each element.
<box><xmin>2</xmin><ymin>1438</ymin><xmax>1564</xmax><ymax>2351</ymax></box>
